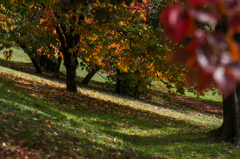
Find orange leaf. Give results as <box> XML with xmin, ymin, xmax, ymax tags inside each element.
<box><xmin>226</xmin><ymin>31</ymin><xmax>240</xmax><ymax>61</ymax></box>
<box><xmin>46</xmin><ymin>124</ymin><xmax>51</xmax><ymax>128</ymax></box>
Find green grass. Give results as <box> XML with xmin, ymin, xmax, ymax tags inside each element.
<box><xmin>152</xmin><ymin>81</ymin><xmax>222</xmax><ymax>103</ymax></box>
<box><xmin>0</xmin><ymin>47</ymin><xmax>108</xmax><ymax>83</ymax></box>
<box><xmin>0</xmin><ymin>46</ymin><xmax>32</xmax><ymax>63</ymax></box>
<box><xmin>1</xmin><ymin>46</ymin><xmax>223</xmax><ymax>103</ymax></box>
<box><xmin>0</xmin><ymin>63</ymin><xmax>238</xmax><ymax>158</ymax></box>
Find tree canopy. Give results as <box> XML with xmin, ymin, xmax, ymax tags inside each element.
<box><xmin>0</xmin><ymin>0</ymin><xmax>189</xmax><ymax>98</ymax></box>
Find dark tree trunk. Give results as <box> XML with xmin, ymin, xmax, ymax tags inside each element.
<box><xmin>210</xmin><ymin>87</ymin><xmax>240</xmax><ymax>146</ymax></box>
<box><xmin>54</xmin><ymin>16</ymin><xmax>81</xmax><ymax>92</ymax></box>
<box><xmin>38</xmin><ymin>53</ymin><xmax>58</xmax><ymax>73</ymax></box>
<box><xmin>29</xmin><ymin>57</ymin><xmax>42</xmax><ymax>74</ymax></box>
<box><xmin>54</xmin><ymin>54</ymin><xmax>62</xmax><ymax>78</ymax></box>
<box><xmin>65</xmin><ymin>64</ymin><xmax>77</xmax><ymax>92</ymax></box>
<box><xmin>63</xmin><ymin>52</ymin><xmax>78</xmax><ymax>92</ymax></box>
<box><xmin>46</xmin><ymin>58</ymin><xmax>56</xmax><ymax>72</ymax></box>
<box><xmin>215</xmin><ymin>91</ymin><xmax>239</xmax><ymax>140</ymax></box>
<box><xmin>40</xmin><ymin>55</ymin><xmax>47</xmax><ymax>69</ymax></box>
<box><xmin>116</xmin><ymin>69</ymin><xmax>121</xmax><ymax>94</ymax></box>
<box><xmin>19</xmin><ymin>44</ymin><xmax>42</xmax><ymax>74</ymax></box>
<box><xmin>209</xmin><ymin>19</ymin><xmax>240</xmax><ymax>146</ymax></box>
<box><xmin>81</xmin><ymin>66</ymin><xmax>99</xmax><ymax>85</ymax></box>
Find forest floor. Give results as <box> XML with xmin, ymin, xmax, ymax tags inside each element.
<box><xmin>0</xmin><ymin>50</ymin><xmax>237</xmax><ymax>159</ymax></box>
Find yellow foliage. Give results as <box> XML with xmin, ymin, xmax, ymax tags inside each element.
<box><xmin>10</xmin><ymin>25</ymin><xmax>13</xmax><ymax>31</ymax></box>
<box><xmin>19</xmin><ymin>36</ymin><xmax>26</xmax><ymax>41</ymax></box>
<box><xmin>119</xmin><ymin>21</ymin><xmax>125</xmax><ymax>26</ymax></box>
<box><xmin>85</xmin><ymin>57</ymin><xmax>90</xmax><ymax>62</ymax></box>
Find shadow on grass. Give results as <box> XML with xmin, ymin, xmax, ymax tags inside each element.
<box><xmin>0</xmin><ymin>68</ymin><xmax>222</xmax><ymax>158</ymax></box>
<box><xmin>0</xmin><ymin>58</ymin><xmax>109</xmax><ymax>89</ymax></box>
<box><xmin>0</xmin><ymin>58</ymin><xmax>223</xmax><ymax>117</ymax></box>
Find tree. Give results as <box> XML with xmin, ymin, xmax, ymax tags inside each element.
<box><xmin>1</xmin><ymin>1</ymin><xmax>85</xmax><ymax>92</ymax></box>
<box><xmin>1</xmin><ymin>0</ymin><xmax>188</xmax><ymax>97</ymax></box>
<box><xmin>0</xmin><ymin>2</ymin><xmax>60</xmax><ymax>75</ymax></box>
<box><xmin>81</xmin><ymin>0</ymin><xmax>187</xmax><ymax>97</ymax></box>
<box><xmin>161</xmin><ymin>0</ymin><xmax>240</xmax><ymax>145</ymax></box>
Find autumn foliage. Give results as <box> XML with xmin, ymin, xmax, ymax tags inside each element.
<box><xmin>161</xmin><ymin>0</ymin><xmax>240</xmax><ymax>97</ymax></box>
<box><xmin>0</xmin><ymin>0</ymin><xmax>190</xmax><ymax>97</ymax></box>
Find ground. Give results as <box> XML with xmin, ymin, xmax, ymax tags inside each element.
<box><xmin>0</xmin><ymin>48</ymin><xmax>238</xmax><ymax>159</ymax></box>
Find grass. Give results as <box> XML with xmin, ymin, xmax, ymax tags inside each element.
<box><xmin>0</xmin><ymin>46</ymin><xmax>222</xmax><ymax>102</ymax></box>
<box><xmin>0</xmin><ymin>47</ymin><xmax>234</xmax><ymax>158</ymax></box>
<box><xmin>0</xmin><ymin>47</ymin><xmax>108</xmax><ymax>83</ymax></box>
<box><xmin>1</xmin><ymin>46</ymin><xmax>32</xmax><ymax>63</ymax></box>
<box><xmin>0</xmin><ymin>65</ymin><xmax>236</xmax><ymax>159</ymax></box>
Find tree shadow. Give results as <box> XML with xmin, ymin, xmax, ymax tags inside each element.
<box><xmin>0</xmin><ymin>58</ymin><xmax>223</xmax><ymax>118</ymax></box>
<box><xmin>138</xmin><ymin>89</ymin><xmax>223</xmax><ymax>117</ymax></box>
<box><xmin>0</xmin><ymin>68</ymin><xmax>224</xmax><ymax>158</ymax></box>
<box><xmin>0</xmin><ymin>58</ymin><xmax>114</xmax><ymax>101</ymax></box>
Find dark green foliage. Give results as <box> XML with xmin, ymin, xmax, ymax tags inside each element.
<box><xmin>115</xmin><ymin>70</ymin><xmax>151</xmax><ymax>98</ymax></box>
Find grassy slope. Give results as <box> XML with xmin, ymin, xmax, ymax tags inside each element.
<box><xmin>0</xmin><ymin>48</ymin><xmax>238</xmax><ymax>158</ymax></box>
<box><xmin>0</xmin><ymin>47</ymin><xmax>108</xmax><ymax>83</ymax></box>
<box><xmin>0</xmin><ymin>66</ymin><xmax>236</xmax><ymax>159</ymax></box>
<box><xmin>0</xmin><ymin>47</ymin><xmax>222</xmax><ymax>102</ymax></box>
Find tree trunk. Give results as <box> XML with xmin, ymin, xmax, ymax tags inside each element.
<box><xmin>81</xmin><ymin>66</ymin><xmax>99</xmax><ymax>85</ymax></box>
<box><xmin>210</xmin><ymin>88</ymin><xmax>240</xmax><ymax>146</ymax></box>
<box><xmin>29</xmin><ymin>57</ymin><xmax>42</xmax><ymax>74</ymax></box>
<box><xmin>219</xmin><ymin>92</ymin><xmax>238</xmax><ymax>140</ymax></box>
<box><xmin>209</xmin><ymin>19</ymin><xmax>240</xmax><ymax>146</ymax></box>
<box><xmin>116</xmin><ymin>69</ymin><xmax>121</xmax><ymax>94</ymax></box>
<box><xmin>46</xmin><ymin>59</ymin><xmax>56</xmax><ymax>72</ymax></box>
<box><xmin>54</xmin><ymin>54</ymin><xmax>62</xmax><ymax>78</ymax></box>
<box><xmin>54</xmin><ymin>21</ymin><xmax>80</xmax><ymax>92</ymax></box>
<box><xmin>65</xmin><ymin>64</ymin><xmax>77</xmax><ymax>92</ymax></box>
<box><xmin>63</xmin><ymin>52</ymin><xmax>78</xmax><ymax>92</ymax></box>
<box><xmin>19</xmin><ymin>44</ymin><xmax>42</xmax><ymax>74</ymax></box>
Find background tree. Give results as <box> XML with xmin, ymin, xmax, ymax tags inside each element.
<box><xmin>1</xmin><ymin>0</ymin><xmax>192</xmax><ymax>98</ymax></box>
<box><xmin>81</xmin><ymin>0</ymin><xmax>188</xmax><ymax>97</ymax></box>
<box><xmin>0</xmin><ymin>2</ymin><xmax>60</xmax><ymax>75</ymax></box>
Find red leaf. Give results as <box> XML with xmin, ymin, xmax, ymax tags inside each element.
<box><xmin>193</xmin><ymin>30</ymin><xmax>207</xmax><ymax>45</ymax></box>
<box><xmin>225</xmin><ymin>0</ymin><xmax>238</xmax><ymax>10</ymax></box>
<box><xmin>3</xmin><ymin>50</ymin><xmax>13</xmax><ymax>60</ymax></box>
<box><xmin>188</xmin><ymin>9</ymin><xmax>218</xmax><ymax>26</ymax></box>
<box><xmin>188</xmin><ymin>0</ymin><xmax>209</xmax><ymax>7</ymax></box>
<box><xmin>212</xmin><ymin>67</ymin><xmax>236</xmax><ymax>97</ymax></box>
<box><xmin>47</xmin><ymin>22</ymin><xmax>56</xmax><ymax>31</ymax></box>
<box><xmin>197</xmin><ymin>70</ymin><xmax>215</xmax><ymax>91</ymax></box>
<box><xmin>188</xmin><ymin>0</ymin><xmax>219</xmax><ymax>7</ymax></box>
<box><xmin>227</xmin><ymin>62</ymin><xmax>240</xmax><ymax>80</ymax></box>
<box><xmin>161</xmin><ymin>4</ymin><xmax>195</xmax><ymax>42</ymax></box>
<box><xmin>228</xmin><ymin>11</ymin><xmax>240</xmax><ymax>31</ymax></box>
<box><xmin>206</xmin><ymin>32</ymin><xmax>227</xmax><ymax>49</ymax></box>
<box><xmin>22</xmin><ymin>150</ymin><xmax>28</xmax><ymax>155</ymax></box>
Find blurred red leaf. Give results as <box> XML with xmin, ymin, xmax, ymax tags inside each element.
<box><xmin>228</xmin><ymin>11</ymin><xmax>240</xmax><ymax>31</ymax></box>
<box><xmin>188</xmin><ymin>0</ymin><xmax>209</xmax><ymax>7</ymax></box>
<box><xmin>225</xmin><ymin>0</ymin><xmax>238</xmax><ymax>10</ymax></box>
<box><xmin>212</xmin><ymin>67</ymin><xmax>236</xmax><ymax>97</ymax></box>
<box><xmin>188</xmin><ymin>9</ymin><xmax>218</xmax><ymax>26</ymax></box>
<box><xmin>161</xmin><ymin>4</ymin><xmax>195</xmax><ymax>42</ymax></box>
